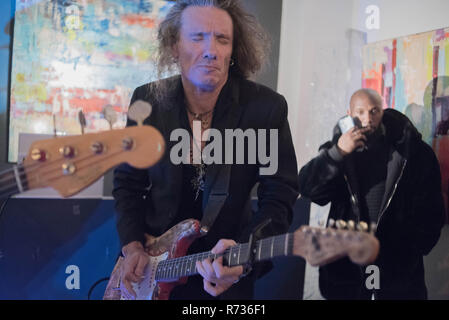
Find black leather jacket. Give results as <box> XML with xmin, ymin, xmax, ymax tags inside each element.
<box><xmin>298</xmin><ymin>109</ymin><xmax>445</xmax><ymax>299</ymax></box>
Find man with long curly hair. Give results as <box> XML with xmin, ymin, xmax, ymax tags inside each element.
<box><xmin>107</xmin><ymin>0</ymin><xmax>298</xmax><ymax>300</ymax></box>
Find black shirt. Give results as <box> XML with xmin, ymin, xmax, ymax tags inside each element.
<box><xmin>169</xmin><ymin>164</ymin><xmax>204</xmax><ymax>226</ymax></box>
<box><xmin>354</xmin><ymin>127</ymin><xmax>390</xmax><ymax>223</ymax></box>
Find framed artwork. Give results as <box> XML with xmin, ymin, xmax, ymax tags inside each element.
<box><xmin>9</xmin><ymin>0</ymin><xmax>174</xmax><ymax>162</ymax></box>
<box><xmin>362</xmin><ymin>27</ymin><xmax>449</xmax><ymax>222</ymax></box>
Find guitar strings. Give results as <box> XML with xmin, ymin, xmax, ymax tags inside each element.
<box><xmin>155</xmin><ymin>236</ymin><xmax>294</xmax><ymax>280</ymax></box>
<box><xmin>158</xmin><ymin>234</ymin><xmax>293</xmax><ymax>270</ymax></box>
<box><xmin>0</xmin><ymin>166</ymin><xmax>22</xmax><ymax>177</ymax></box>
<box><xmin>0</xmin><ymin>165</ymin><xmax>29</xmax><ymax>196</ymax></box>
<box><xmin>0</xmin><ymin>125</ymin><xmax>155</xmax><ymax>190</ymax></box>
<box><xmin>1</xmin><ymin>136</ymin><xmax>141</xmax><ymax>184</ymax></box>
<box><xmin>35</xmin><ymin>147</ymin><xmax>125</xmax><ymax>181</ymax></box>
<box><xmin>0</xmin><ymin>148</ymin><xmax>126</xmax><ymax>195</ymax></box>
<box><xmin>155</xmin><ymin>234</ymin><xmax>295</xmax><ymax>280</ymax></box>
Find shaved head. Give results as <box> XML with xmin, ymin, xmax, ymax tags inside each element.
<box><xmin>350</xmin><ymin>88</ymin><xmax>383</xmax><ymax>111</ymax></box>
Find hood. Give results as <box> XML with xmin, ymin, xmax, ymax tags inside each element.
<box><xmin>382</xmin><ymin>108</ymin><xmax>422</xmax><ymax>158</ymax></box>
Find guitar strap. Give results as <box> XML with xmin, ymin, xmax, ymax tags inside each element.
<box><xmin>199</xmin><ymin>164</ymin><xmax>231</xmax><ymax>235</ymax></box>
<box><xmin>199</xmin><ymin>79</ymin><xmax>241</xmax><ymax>235</ymax></box>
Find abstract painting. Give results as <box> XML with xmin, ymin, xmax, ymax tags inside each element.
<box><xmin>9</xmin><ymin>0</ymin><xmax>173</xmax><ymax>162</ymax></box>
<box><xmin>362</xmin><ymin>27</ymin><xmax>449</xmax><ymax>222</ymax></box>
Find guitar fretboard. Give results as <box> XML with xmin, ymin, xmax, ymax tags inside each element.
<box><xmin>0</xmin><ymin>165</ymin><xmax>28</xmax><ymax>199</ymax></box>
<box><xmin>155</xmin><ymin>233</ymin><xmax>294</xmax><ymax>281</ymax></box>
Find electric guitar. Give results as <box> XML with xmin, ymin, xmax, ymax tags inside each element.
<box><xmin>103</xmin><ymin>218</ymin><xmax>380</xmax><ymax>300</ymax></box>
<box><xmin>0</xmin><ymin>125</ymin><xmax>165</xmax><ymax>198</ymax></box>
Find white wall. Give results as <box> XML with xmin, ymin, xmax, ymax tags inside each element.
<box><xmin>278</xmin><ymin>0</ymin><xmax>362</xmax><ymax>170</ymax></box>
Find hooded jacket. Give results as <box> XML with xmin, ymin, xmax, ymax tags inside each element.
<box><xmin>298</xmin><ymin>108</ymin><xmax>445</xmax><ymax>299</ymax></box>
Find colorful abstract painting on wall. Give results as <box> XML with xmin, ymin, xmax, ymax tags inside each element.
<box><xmin>362</xmin><ymin>27</ymin><xmax>449</xmax><ymax>221</ymax></box>
<box><xmin>9</xmin><ymin>0</ymin><xmax>174</xmax><ymax>162</ymax></box>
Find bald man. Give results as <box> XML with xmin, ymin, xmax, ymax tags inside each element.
<box><xmin>298</xmin><ymin>88</ymin><xmax>445</xmax><ymax>300</ymax></box>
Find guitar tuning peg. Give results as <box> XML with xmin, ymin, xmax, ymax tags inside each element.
<box><xmin>323</xmin><ymin>228</ymin><xmax>332</xmax><ymax>237</ymax></box>
<box><xmin>336</xmin><ymin>219</ymin><xmax>347</xmax><ymax>229</ymax></box>
<box><xmin>347</xmin><ymin>220</ymin><xmax>355</xmax><ymax>230</ymax></box>
<box><xmin>52</xmin><ymin>114</ymin><xmax>57</xmax><ymax>138</ymax></box>
<box><xmin>370</xmin><ymin>222</ymin><xmax>377</xmax><ymax>233</ymax></box>
<box><xmin>128</xmin><ymin>100</ymin><xmax>152</xmax><ymax>126</ymax></box>
<box><xmin>78</xmin><ymin>110</ymin><xmax>86</xmax><ymax>135</ymax></box>
<box><xmin>328</xmin><ymin>218</ymin><xmax>335</xmax><ymax>228</ymax></box>
<box><xmin>300</xmin><ymin>225</ymin><xmax>312</xmax><ymax>235</ymax></box>
<box><xmin>102</xmin><ymin>104</ymin><xmax>118</xmax><ymax>130</ymax></box>
<box><xmin>356</xmin><ymin>221</ymin><xmax>369</xmax><ymax>232</ymax></box>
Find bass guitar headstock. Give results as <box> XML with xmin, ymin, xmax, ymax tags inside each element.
<box><xmin>22</xmin><ymin>125</ymin><xmax>165</xmax><ymax>197</ymax></box>
<box><xmin>293</xmin><ymin>220</ymin><xmax>379</xmax><ymax>266</ymax></box>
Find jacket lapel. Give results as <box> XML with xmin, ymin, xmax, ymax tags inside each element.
<box><xmin>158</xmin><ymin>78</ymin><xmax>184</xmax><ymax>214</ymax></box>
<box><xmin>343</xmin><ymin>141</ymin><xmax>406</xmax><ymax>223</ymax></box>
<box><xmin>379</xmin><ymin>148</ymin><xmax>406</xmax><ymax>219</ymax></box>
<box><xmin>379</xmin><ymin>116</ymin><xmax>410</xmax><ymax>220</ymax></box>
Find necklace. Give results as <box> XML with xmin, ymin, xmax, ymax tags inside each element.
<box><xmin>184</xmin><ymin>101</ymin><xmax>214</xmax><ymax>201</ymax></box>
<box><xmin>186</xmin><ymin>106</ymin><xmax>214</xmax><ymax>129</ymax></box>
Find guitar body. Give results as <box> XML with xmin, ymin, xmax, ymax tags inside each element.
<box><xmin>103</xmin><ymin>218</ymin><xmax>380</xmax><ymax>300</ymax></box>
<box><xmin>103</xmin><ymin>219</ymin><xmax>202</xmax><ymax>300</ymax></box>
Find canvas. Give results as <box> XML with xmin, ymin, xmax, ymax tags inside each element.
<box><xmin>9</xmin><ymin>0</ymin><xmax>173</xmax><ymax>162</ymax></box>
<box><xmin>362</xmin><ymin>27</ymin><xmax>449</xmax><ymax>222</ymax></box>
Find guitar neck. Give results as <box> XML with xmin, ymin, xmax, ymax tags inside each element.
<box><xmin>155</xmin><ymin>233</ymin><xmax>293</xmax><ymax>281</ymax></box>
<box><xmin>0</xmin><ymin>165</ymin><xmax>28</xmax><ymax>199</ymax></box>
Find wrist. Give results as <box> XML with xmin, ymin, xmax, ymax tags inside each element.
<box><xmin>328</xmin><ymin>144</ymin><xmax>346</xmax><ymax>162</ymax></box>
<box><xmin>336</xmin><ymin>144</ymin><xmax>349</xmax><ymax>156</ymax></box>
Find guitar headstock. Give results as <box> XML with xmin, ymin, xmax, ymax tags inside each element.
<box><xmin>292</xmin><ymin>220</ymin><xmax>379</xmax><ymax>266</ymax></box>
<box><xmin>22</xmin><ymin>125</ymin><xmax>165</xmax><ymax>197</ymax></box>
